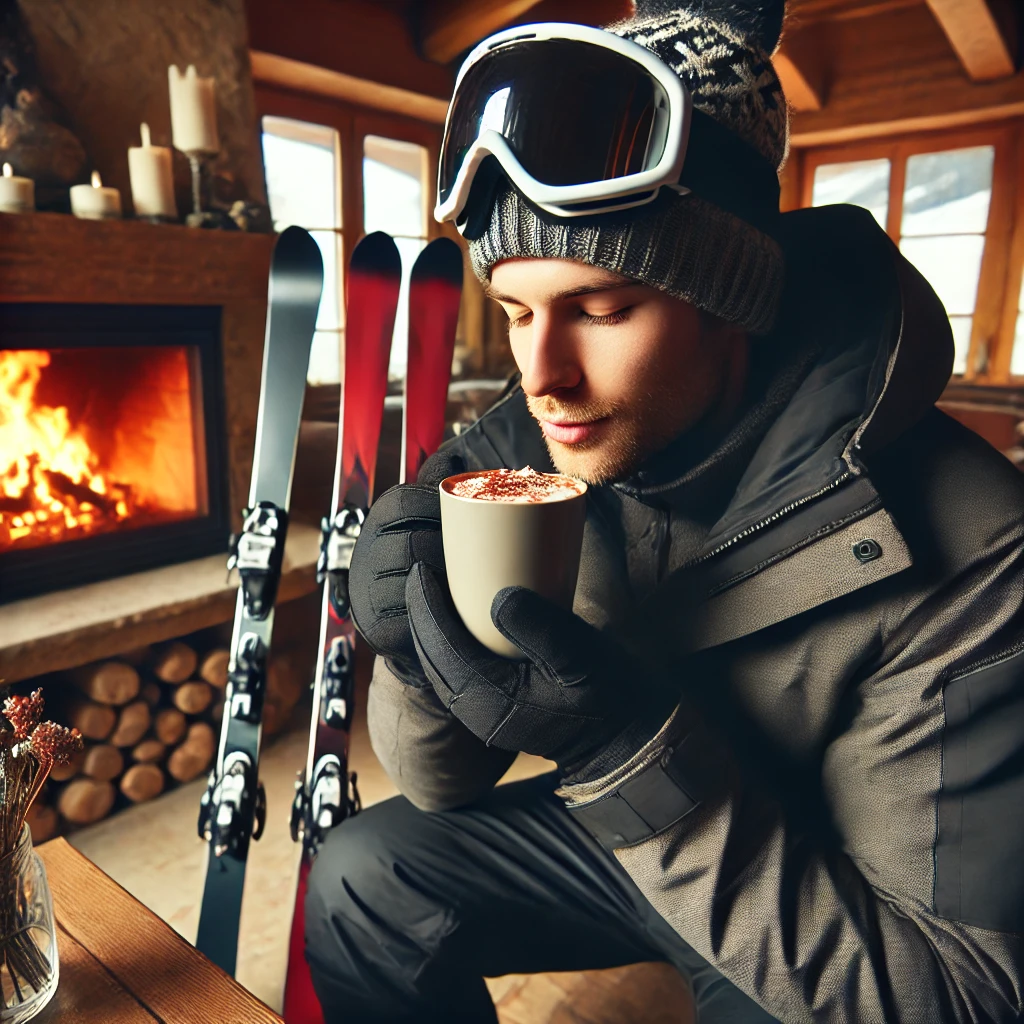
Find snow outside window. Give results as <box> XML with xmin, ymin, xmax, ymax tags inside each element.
<box><xmin>362</xmin><ymin>136</ymin><xmax>430</xmax><ymax>383</ymax></box>
<box><xmin>899</xmin><ymin>146</ymin><xmax>994</xmax><ymax>376</ymax></box>
<box><xmin>262</xmin><ymin>116</ymin><xmax>343</xmax><ymax>385</ymax></box>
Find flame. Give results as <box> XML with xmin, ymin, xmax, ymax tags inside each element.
<box><xmin>0</xmin><ymin>348</ymin><xmax>200</xmax><ymax>553</ymax></box>
<box><xmin>91</xmin><ymin>171</ymin><xmax>102</xmax><ymax>188</ymax></box>
<box><xmin>0</xmin><ymin>351</ymin><xmax>133</xmax><ymax>548</ymax></box>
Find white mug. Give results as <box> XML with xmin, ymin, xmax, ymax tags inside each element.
<box><xmin>439</xmin><ymin>470</ymin><xmax>588</xmax><ymax>658</ymax></box>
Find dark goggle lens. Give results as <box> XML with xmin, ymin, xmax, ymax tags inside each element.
<box><xmin>440</xmin><ymin>39</ymin><xmax>666</xmax><ymax>206</ymax></box>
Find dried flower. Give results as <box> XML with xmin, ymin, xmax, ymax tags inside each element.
<box><xmin>29</xmin><ymin>722</ymin><xmax>83</xmax><ymax>766</ymax></box>
<box><xmin>2</xmin><ymin>690</ymin><xmax>44</xmax><ymax>741</ymax></box>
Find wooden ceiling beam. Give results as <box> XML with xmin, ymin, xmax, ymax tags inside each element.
<box><xmin>250</xmin><ymin>52</ymin><xmax>450</xmax><ymax>124</ymax></box>
<box><xmin>775</xmin><ymin>25</ymin><xmax>829</xmax><ymax>112</ymax></box>
<box><xmin>924</xmin><ymin>0</ymin><xmax>1018</xmax><ymax>81</ymax></box>
<box><xmin>789</xmin><ymin>58</ymin><xmax>1024</xmax><ymax>146</ymax></box>
<box><xmin>787</xmin><ymin>0</ymin><xmax>921</xmax><ymax>23</ymax></box>
<box><xmin>420</xmin><ymin>0</ymin><xmax>547</xmax><ymax>64</ymax></box>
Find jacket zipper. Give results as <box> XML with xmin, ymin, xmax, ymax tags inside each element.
<box><xmin>682</xmin><ymin>470</ymin><xmax>854</xmax><ymax>570</ymax></box>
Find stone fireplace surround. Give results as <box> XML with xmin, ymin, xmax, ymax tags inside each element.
<box><xmin>0</xmin><ymin>212</ymin><xmax>320</xmax><ymax>684</ymax></box>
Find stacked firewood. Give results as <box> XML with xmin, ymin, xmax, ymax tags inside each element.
<box><xmin>25</xmin><ymin>635</ymin><xmax>308</xmax><ymax>842</ymax></box>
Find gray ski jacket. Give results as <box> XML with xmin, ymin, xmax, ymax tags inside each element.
<box><xmin>366</xmin><ymin>206</ymin><xmax>1024</xmax><ymax>1023</ymax></box>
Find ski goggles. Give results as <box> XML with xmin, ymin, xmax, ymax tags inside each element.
<box><xmin>435</xmin><ymin>23</ymin><xmax>781</xmax><ymax>238</ymax></box>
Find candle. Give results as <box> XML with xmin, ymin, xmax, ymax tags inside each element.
<box><xmin>128</xmin><ymin>123</ymin><xmax>177</xmax><ymax>219</ymax></box>
<box><xmin>168</xmin><ymin>64</ymin><xmax>219</xmax><ymax>155</ymax></box>
<box><xmin>70</xmin><ymin>171</ymin><xmax>123</xmax><ymax>220</ymax></box>
<box><xmin>0</xmin><ymin>163</ymin><xmax>34</xmax><ymax>213</ymax></box>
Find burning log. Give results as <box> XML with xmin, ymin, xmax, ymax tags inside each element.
<box><xmin>119</xmin><ymin>764</ymin><xmax>165</xmax><ymax>804</ymax></box>
<box><xmin>67</xmin><ymin>661</ymin><xmax>140</xmax><ymax>706</ymax></box>
<box><xmin>41</xmin><ymin>469</ymin><xmax>119</xmax><ymax>515</ymax></box>
<box><xmin>150</xmin><ymin>642</ymin><xmax>198</xmax><ymax>684</ymax></box>
<box><xmin>81</xmin><ymin>744</ymin><xmax>124</xmax><ymax>783</ymax></box>
<box><xmin>58</xmin><ymin>779</ymin><xmax>116</xmax><ymax>825</ymax></box>
<box><xmin>109</xmin><ymin>701</ymin><xmax>151</xmax><ymax>748</ymax></box>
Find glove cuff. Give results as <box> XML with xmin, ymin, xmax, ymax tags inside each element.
<box><xmin>560</xmin><ymin>693</ymin><xmax>678</xmax><ymax>785</ymax></box>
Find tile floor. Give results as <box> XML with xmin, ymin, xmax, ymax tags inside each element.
<box><xmin>68</xmin><ymin>665</ymin><xmax>554</xmax><ymax>1014</ymax></box>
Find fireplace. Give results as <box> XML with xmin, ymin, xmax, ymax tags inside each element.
<box><xmin>0</xmin><ymin>303</ymin><xmax>230</xmax><ymax>603</ymax></box>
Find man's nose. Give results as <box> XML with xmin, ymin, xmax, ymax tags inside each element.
<box><xmin>519</xmin><ymin>315</ymin><xmax>582</xmax><ymax>397</ymax></box>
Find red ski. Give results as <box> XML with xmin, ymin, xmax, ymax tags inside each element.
<box><xmin>284</xmin><ymin>231</ymin><xmax>401</xmax><ymax>1023</ymax></box>
<box><xmin>401</xmin><ymin>237</ymin><xmax>464</xmax><ymax>483</ymax></box>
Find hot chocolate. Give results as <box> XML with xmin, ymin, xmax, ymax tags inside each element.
<box><xmin>446</xmin><ymin>466</ymin><xmax>584</xmax><ymax>504</ymax></box>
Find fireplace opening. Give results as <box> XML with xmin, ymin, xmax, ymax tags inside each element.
<box><xmin>0</xmin><ymin>304</ymin><xmax>229</xmax><ymax>603</ymax></box>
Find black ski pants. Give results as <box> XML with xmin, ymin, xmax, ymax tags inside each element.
<box><xmin>304</xmin><ymin>770</ymin><xmax>780</xmax><ymax>1023</ymax></box>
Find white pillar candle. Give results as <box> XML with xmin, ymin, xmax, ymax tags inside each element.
<box><xmin>128</xmin><ymin>123</ymin><xmax>177</xmax><ymax>219</ymax></box>
<box><xmin>0</xmin><ymin>163</ymin><xmax>34</xmax><ymax>213</ymax></box>
<box><xmin>70</xmin><ymin>171</ymin><xmax>123</xmax><ymax>220</ymax></box>
<box><xmin>168</xmin><ymin>64</ymin><xmax>219</xmax><ymax>154</ymax></box>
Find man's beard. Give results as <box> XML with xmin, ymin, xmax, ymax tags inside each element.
<box><xmin>526</xmin><ymin>391</ymin><xmax>677</xmax><ymax>485</ymax></box>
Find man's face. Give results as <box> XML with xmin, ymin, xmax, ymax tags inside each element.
<box><xmin>488</xmin><ymin>258</ymin><xmax>747</xmax><ymax>485</ymax></box>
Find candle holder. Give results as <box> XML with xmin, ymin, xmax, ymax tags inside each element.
<box><xmin>185</xmin><ymin>151</ymin><xmax>220</xmax><ymax>229</ymax></box>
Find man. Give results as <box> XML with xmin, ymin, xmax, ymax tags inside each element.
<box><xmin>304</xmin><ymin>1</ymin><xmax>1024</xmax><ymax>1021</ymax></box>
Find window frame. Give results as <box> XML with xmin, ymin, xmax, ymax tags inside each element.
<box><xmin>799</xmin><ymin>122</ymin><xmax>1021</xmax><ymax>385</ymax></box>
<box><xmin>254</xmin><ymin>84</ymin><xmax>485</xmax><ymax>378</ymax></box>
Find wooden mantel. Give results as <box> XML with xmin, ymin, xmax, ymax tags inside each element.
<box><xmin>0</xmin><ymin>212</ymin><xmax>273</xmax><ymax>307</ymax></box>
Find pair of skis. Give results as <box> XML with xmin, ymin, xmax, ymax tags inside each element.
<box><xmin>194</xmin><ymin>226</ymin><xmax>463</xmax><ymax>1011</ymax></box>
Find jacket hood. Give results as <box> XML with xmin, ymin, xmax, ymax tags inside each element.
<box><xmin>692</xmin><ymin>203</ymin><xmax>953</xmax><ymax>552</ymax></box>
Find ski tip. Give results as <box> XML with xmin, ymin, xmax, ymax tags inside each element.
<box><xmin>276</xmin><ymin>225</ymin><xmax>322</xmax><ymax>264</ymax></box>
<box><xmin>272</xmin><ymin>226</ymin><xmax>325</xmax><ymax>295</ymax></box>
<box><xmin>354</xmin><ymin>231</ymin><xmax>402</xmax><ymax>276</ymax></box>
<box><xmin>411</xmin><ymin>237</ymin><xmax>464</xmax><ymax>286</ymax></box>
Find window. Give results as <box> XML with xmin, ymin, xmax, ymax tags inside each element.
<box><xmin>899</xmin><ymin>147</ymin><xmax>994</xmax><ymax>376</ymax></box>
<box><xmin>807</xmin><ymin>135</ymin><xmax>1002</xmax><ymax>379</ymax></box>
<box><xmin>261</xmin><ymin>116</ymin><xmax>343</xmax><ymax>385</ymax></box>
<box><xmin>362</xmin><ymin>136</ymin><xmax>431</xmax><ymax>382</ymax></box>
<box><xmin>811</xmin><ymin>158</ymin><xmax>890</xmax><ymax>229</ymax></box>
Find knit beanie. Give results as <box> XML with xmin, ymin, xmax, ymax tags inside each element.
<box><xmin>467</xmin><ymin>0</ymin><xmax>789</xmax><ymax>334</ymax></box>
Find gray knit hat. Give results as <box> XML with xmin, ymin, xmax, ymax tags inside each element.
<box><xmin>468</xmin><ymin>1</ymin><xmax>789</xmax><ymax>334</ymax></box>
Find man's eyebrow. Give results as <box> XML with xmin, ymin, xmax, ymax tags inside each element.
<box><xmin>483</xmin><ymin>280</ymin><xmax>636</xmax><ymax>305</ymax></box>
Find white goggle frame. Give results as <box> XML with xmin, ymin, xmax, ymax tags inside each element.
<box><xmin>434</xmin><ymin>22</ymin><xmax>693</xmax><ymax>228</ymax></box>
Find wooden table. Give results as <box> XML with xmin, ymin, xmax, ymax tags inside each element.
<box><xmin>34</xmin><ymin>839</ymin><xmax>282</xmax><ymax>1023</ymax></box>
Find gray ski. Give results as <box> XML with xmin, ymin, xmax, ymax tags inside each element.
<box><xmin>195</xmin><ymin>225</ymin><xmax>323</xmax><ymax>977</ymax></box>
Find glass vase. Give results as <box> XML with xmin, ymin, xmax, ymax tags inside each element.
<box><xmin>0</xmin><ymin>826</ymin><xmax>57</xmax><ymax>1022</ymax></box>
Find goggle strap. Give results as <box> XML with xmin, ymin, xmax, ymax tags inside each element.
<box><xmin>681</xmin><ymin>109</ymin><xmax>781</xmax><ymax>238</ymax></box>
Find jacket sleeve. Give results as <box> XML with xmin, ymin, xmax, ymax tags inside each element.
<box><xmin>559</xmin><ymin>649</ymin><xmax>1024</xmax><ymax>1024</ymax></box>
<box><xmin>366</xmin><ymin>655</ymin><xmax>517</xmax><ymax>812</ymax></box>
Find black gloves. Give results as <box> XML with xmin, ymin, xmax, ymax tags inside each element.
<box><xmin>349</xmin><ymin>448</ymin><xmax>465</xmax><ymax>686</ymax></box>
<box><xmin>405</xmin><ymin>562</ymin><xmax>679</xmax><ymax>784</ymax></box>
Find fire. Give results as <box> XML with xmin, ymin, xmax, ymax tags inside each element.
<box><xmin>0</xmin><ymin>350</ymin><xmax>136</xmax><ymax>551</ymax></box>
